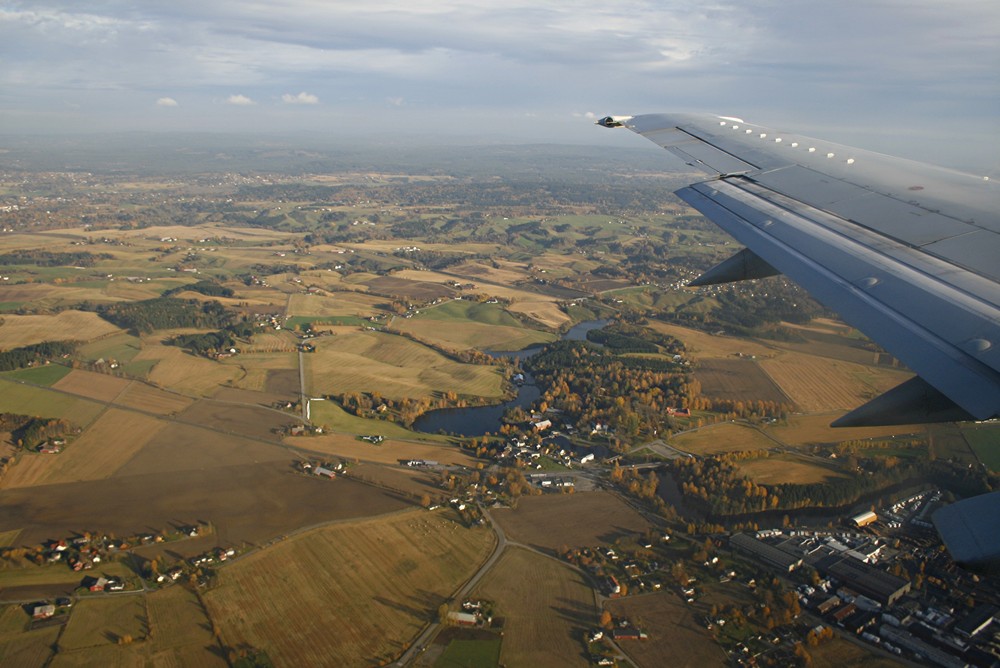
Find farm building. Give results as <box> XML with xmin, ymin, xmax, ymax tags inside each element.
<box><xmin>313</xmin><ymin>467</ymin><xmax>336</xmax><ymax>478</ymax></box>
<box><xmin>447</xmin><ymin>611</ymin><xmax>478</xmax><ymax>626</ymax></box>
<box><xmin>850</xmin><ymin>511</ymin><xmax>878</xmax><ymax>527</ymax></box>
<box><xmin>32</xmin><ymin>604</ymin><xmax>55</xmax><ymax>620</ymax></box>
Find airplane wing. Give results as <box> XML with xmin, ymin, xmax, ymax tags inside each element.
<box><xmin>599</xmin><ymin>113</ymin><xmax>1000</xmax><ymax>426</ymax></box>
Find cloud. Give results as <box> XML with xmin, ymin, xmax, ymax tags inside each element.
<box><xmin>226</xmin><ymin>94</ymin><xmax>255</xmax><ymax>105</ymax></box>
<box><xmin>281</xmin><ymin>91</ymin><xmax>318</xmax><ymax>105</ymax></box>
<box><xmin>155</xmin><ymin>97</ymin><xmax>178</xmax><ymax>107</ymax></box>
<box><xmin>386</xmin><ymin>97</ymin><xmax>404</xmax><ymax>107</ymax></box>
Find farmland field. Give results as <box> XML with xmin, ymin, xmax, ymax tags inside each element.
<box><xmin>2</xmin><ymin>408</ymin><xmax>167</xmax><ymax>488</ymax></box>
<box><xmin>304</xmin><ymin>398</ymin><xmax>451</xmax><ymax>443</ymax></box>
<box><xmin>808</xmin><ymin>637</ymin><xmax>906</xmax><ymax>668</ymax></box>
<box><xmin>473</xmin><ymin>547</ymin><xmax>594</xmax><ymax>668</ymax></box>
<box><xmin>203</xmin><ymin>509</ymin><xmax>495</xmax><ymax>667</ymax></box>
<box><xmin>670</xmin><ymin>423</ymin><xmax>778</xmax><ymax>455</ymax></box>
<box><xmin>646</xmin><ymin>321</ymin><xmax>776</xmax><ymax>360</ymax></box>
<box><xmin>58</xmin><ymin>595</ymin><xmax>148</xmax><ymax>651</ymax></box>
<box><xmin>758</xmin><ymin>351</ymin><xmax>909</xmax><ymax>413</ymax></box>
<box><xmin>605</xmin><ymin>591</ymin><xmax>725</xmax><ymax>668</ymax></box>
<box><xmin>963</xmin><ymin>424</ymin><xmax>1000</xmax><ymax>471</ymax></box>
<box><xmin>0</xmin><ymin>622</ymin><xmax>60</xmax><ymax>666</ymax></box>
<box><xmin>139</xmin><ymin>345</ymin><xmax>244</xmax><ymax>396</ymax></box>
<box><xmin>115</xmin><ymin>382</ymin><xmax>195</xmax><ymax>415</ymax></box>
<box><xmin>694</xmin><ymin>358</ymin><xmax>790</xmax><ymax>404</ymax></box>
<box><xmin>174</xmin><ymin>401</ymin><xmax>291</xmax><ymax>442</ymax></box>
<box><xmin>491</xmin><ymin>491</ymin><xmax>650</xmax><ymax>553</ymax></box>
<box><xmin>365</xmin><ymin>275</ymin><xmax>456</xmax><ymax>301</ymax></box>
<box><xmin>288</xmin><ymin>432</ymin><xmax>474</xmax><ymax>466</ymax></box>
<box><xmin>766</xmin><ymin>413</ymin><xmax>926</xmax><ymax>447</ymax></box>
<box><xmin>0</xmin><ymin>460</ymin><xmax>412</xmax><ymax>551</ymax></box>
<box><xmin>0</xmin><ymin>311</ymin><xmax>121</xmax><ymax>348</ymax></box>
<box><xmin>1</xmin><ymin>363</ymin><xmax>72</xmax><ymax>386</ymax></box>
<box><xmin>736</xmin><ymin>453</ymin><xmax>848</xmax><ymax>484</ymax></box>
<box><xmin>305</xmin><ymin>329</ymin><xmax>504</xmax><ymax>400</ymax></box>
<box><xmin>146</xmin><ymin>585</ymin><xmax>228</xmax><ymax>666</ymax></box>
<box><xmin>395</xmin><ymin>317</ymin><xmax>553</xmax><ymax>352</ymax></box>
<box><xmin>53</xmin><ymin>369</ymin><xmax>132</xmax><ymax>402</ymax></box>
<box><xmin>0</xmin><ymin>379</ymin><xmax>105</xmax><ymax>427</ymax></box>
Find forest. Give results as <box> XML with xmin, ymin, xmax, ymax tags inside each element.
<box><xmin>0</xmin><ymin>341</ymin><xmax>77</xmax><ymax>371</ymax></box>
<box><xmin>94</xmin><ymin>297</ymin><xmax>235</xmax><ymax>334</ymax></box>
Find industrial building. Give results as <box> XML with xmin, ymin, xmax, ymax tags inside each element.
<box><xmin>815</xmin><ymin>554</ymin><xmax>910</xmax><ymax>606</ymax></box>
<box><xmin>729</xmin><ymin>533</ymin><xmax>802</xmax><ymax>573</ymax></box>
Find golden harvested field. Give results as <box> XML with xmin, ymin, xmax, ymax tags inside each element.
<box><xmin>236</xmin><ymin>334</ymin><xmax>297</xmax><ymax>355</ymax></box>
<box><xmin>758</xmin><ymin>351</ymin><xmax>910</xmax><ymax>412</ymax></box>
<box><xmin>57</xmin><ymin>596</ymin><xmax>148</xmax><ymax>651</ymax></box>
<box><xmin>473</xmin><ymin>547</ymin><xmax>594</xmax><ymax>668</ymax></box>
<box><xmin>395</xmin><ymin>319</ymin><xmax>553</xmax><ymax>352</ymax></box>
<box><xmin>809</xmin><ymin>637</ymin><xmax>905</xmax><ymax>668</ymax></box>
<box><xmin>2</xmin><ymin>408</ymin><xmax>167</xmax><ymax>488</ymax></box>
<box><xmin>175</xmin><ymin>401</ymin><xmax>290</xmax><ymax>442</ymax></box>
<box><xmin>306</xmin><ymin>329</ymin><xmax>504</xmax><ymax>400</ymax></box>
<box><xmin>736</xmin><ymin>453</ymin><xmax>848</xmax><ymax>484</ymax></box>
<box><xmin>646</xmin><ymin>321</ymin><xmax>776</xmax><ymax>359</ymax></box>
<box><xmin>50</xmin><ymin>643</ymin><xmax>149</xmax><ymax>667</ymax></box>
<box><xmin>115</xmin><ymin>382</ymin><xmax>194</xmax><ymax>416</ymax></box>
<box><xmin>285</xmin><ymin>433</ymin><xmax>475</xmax><ymax>466</ymax></box>
<box><xmin>147</xmin><ymin>585</ymin><xmax>226</xmax><ymax>662</ymax></box>
<box><xmin>0</xmin><ymin>624</ymin><xmax>60</xmax><ymax>666</ymax></box>
<box><xmin>605</xmin><ymin>592</ymin><xmax>726</xmax><ymax>668</ymax></box>
<box><xmin>670</xmin><ymin>423</ymin><xmax>778</xmax><ymax>455</ymax></box>
<box><xmin>204</xmin><ymin>510</ymin><xmax>495</xmax><ymax>667</ymax></box>
<box><xmin>695</xmin><ymin>358</ymin><xmax>790</xmax><ymax>404</ymax></box>
<box><xmin>507</xmin><ymin>299</ymin><xmax>572</xmax><ymax>329</ymax></box>
<box><xmin>349</xmin><ymin>464</ymin><xmax>441</xmax><ymax>499</ymax></box>
<box><xmin>286</xmin><ymin>291</ymin><xmax>384</xmax><ymax>317</ymax></box>
<box><xmin>766</xmin><ymin>413</ymin><xmax>927</xmax><ymax>447</ymax></box>
<box><xmin>136</xmin><ymin>345</ymin><xmax>243</xmax><ymax>396</ymax></box>
<box><xmin>491</xmin><ymin>491</ymin><xmax>650</xmax><ymax>552</ymax></box>
<box><xmin>53</xmin><ymin>369</ymin><xmax>131</xmax><ymax>402</ymax></box>
<box><xmin>0</xmin><ymin>310</ymin><xmax>121</xmax><ymax>348</ymax></box>
<box><xmin>447</xmin><ymin>259</ymin><xmax>533</xmax><ymax>286</ymax></box>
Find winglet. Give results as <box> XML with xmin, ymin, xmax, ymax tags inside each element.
<box><xmin>689</xmin><ymin>248</ymin><xmax>781</xmax><ymax>286</ymax></box>
<box><xmin>832</xmin><ymin>376</ymin><xmax>975</xmax><ymax>427</ymax></box>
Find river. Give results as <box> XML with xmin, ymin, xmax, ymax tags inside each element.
<box><xmin>412</xmin><ymin>319</ymin><xmax>607</xmax><ymax>436</ymax></box>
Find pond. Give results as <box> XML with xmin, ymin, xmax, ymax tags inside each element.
<box><xmin>412</xmin><ymin>320</ymin><xmax>608</xmax><ymax>436</ymax></box>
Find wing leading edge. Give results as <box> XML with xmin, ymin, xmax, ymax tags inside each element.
<box><xmin>599</xmin><ymin>113</ymin><xmax>1000</xmax><ymax>426</ymax></box>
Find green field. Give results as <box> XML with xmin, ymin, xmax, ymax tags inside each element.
<box><xmin>435</xmin><ymin>638</ymin><xmax>501</xmax><ymax>668</ymax></box>
<box><xmin>76</xmin><ymin>333</ymin><xmax>143</xmax><ymax>364</ymax></box>
<box><xmin>963</xmin><ymin>425</ymin><xmax>1000</xmax><ymax>472</ymax></box>
<box><xmin>2</xmin><ymin>364</ymin><xmax>72</xmax><ymax>386</ymax></box>
<box><xmin>417</xmin><ymin>300</ymin><xmax>522</xmax><ymax>327</ymax></box>
<box><xmin>285</xmin><ymin>315</ymin><xmax>369</xmax><ymax>329</ymax></box>
<box><xmin>308</xmin><ymin>399</ymin><xmax>449</xmax><ymax>443</ymax></box>
<box><xmin>0</xmin><ymin>380</ymin><xmax>105</xmax><ymax>426</ymax></box>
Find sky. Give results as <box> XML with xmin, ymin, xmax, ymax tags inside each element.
<box><xmin>1</xmin><ymin>1</ymin><xmax>998</xmax><ymax>169</ymax></box>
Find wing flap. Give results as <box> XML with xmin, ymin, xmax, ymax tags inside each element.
<box><xmin>677</xmin><ymin>178</ymin><xmax>1000</xmax><ymax>420</ymax></box>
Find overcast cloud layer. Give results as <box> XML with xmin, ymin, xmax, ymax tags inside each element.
<box><xmin>1</xmin><ymin>1</ymin><xmax>997</xmax><ymax>168</ymax></box>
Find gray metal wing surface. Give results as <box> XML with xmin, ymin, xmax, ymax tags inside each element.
<box><xmin>599</xmin><ymin>113</ymin><xmax>1000</xmax><ymax>426</ymax></box>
